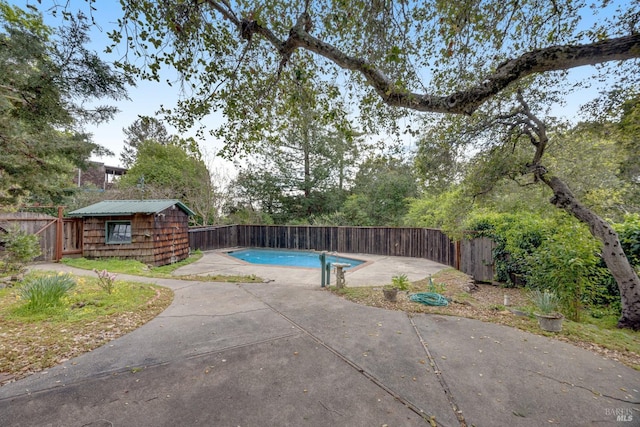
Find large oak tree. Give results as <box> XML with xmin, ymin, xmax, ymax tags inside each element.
<box><xmin>89</xmin><ymin>1</ymin><xmax>640</xmax><ymax>328</ymax></box>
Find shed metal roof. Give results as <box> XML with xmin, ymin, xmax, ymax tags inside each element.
<box><xmin>67</xmin><ymin>199</ymin><xmax>195</xmax><ymax>217</ymax></box>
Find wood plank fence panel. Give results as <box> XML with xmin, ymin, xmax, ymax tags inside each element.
<box><xmin>189</xmin><ymin>225</ymin><xmax>238</xmax><ymax>251</ymax></box>
<box><xmin>0</xmin><ymin>212</ymin><xmax>57</xmax><ymax>261</ymax></box>
<box><xmin>188</xmin><ymin>224</ymin><xmax>493</xmax><ymax>282</ymax></box>
<box><xmin>459</xmin><ymin>236</ymin><xmax>496</xmax><ymax>282</ymax></box>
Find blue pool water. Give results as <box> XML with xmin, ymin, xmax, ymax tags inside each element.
<box><xmin>227</xmin><ymin>248</ymin><xmax>364</xmax><ymax>269</ymax></box>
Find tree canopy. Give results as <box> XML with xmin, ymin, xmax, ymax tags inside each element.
<box><xmin>107</xmin><ymin>0</ymin><xmax>639</xmax><ymax>155</ymax></box>
<box><xmin>120</xmin><ymin>116</ymin><xmax>172</xmax><ymax>167</ymax></box>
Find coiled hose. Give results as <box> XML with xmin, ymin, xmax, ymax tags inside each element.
<box><xmin>409</xmin><ymin>292</ymin><xmax>449</xmax><ymax>307</ymax></box>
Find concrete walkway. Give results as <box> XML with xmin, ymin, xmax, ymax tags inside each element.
<box><xmin>0</xmin><ymin>257</ymin><xmax>638</xmax><ymax>426</ymax></box>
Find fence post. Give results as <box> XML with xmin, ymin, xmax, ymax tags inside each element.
<box><xmin>55</xmin><ymin>206</ymin><xmax>64</xmax><ymax>262</ymax></box>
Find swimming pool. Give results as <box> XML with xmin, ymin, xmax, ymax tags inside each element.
<box><xmin>226</xmin><ymin>248</ymin><xmax>364</xmax><ymax>269</ymax></box>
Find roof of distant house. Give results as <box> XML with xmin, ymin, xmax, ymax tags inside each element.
<box><xmin>67</xmin><ymin>199</ymin><xmax>195</xmax><ymax>217</ymax></box>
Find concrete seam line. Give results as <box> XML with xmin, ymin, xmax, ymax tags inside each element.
<box><xmin>239</xmin><ymin>288</ymin><xmax>439</xmax><ymax>425</ymax></box>
<box><xmin>525</xmin><ymin>369</ymin><xmax>640</xmax><ymax>405</ymax></box>
<box><xmin>0</xmin><ymin>332</ymin><xmax>301</xmax><ymax>402</ymax></box>
<box><xmin>409</xmin><ymin>315</ymin><xmax>467</xmax><ymax>427</ymax></box>
<box><xmin>159</xmin><ymin>307</ymin><xmax>273</xmax><ymax>318</ymax></box>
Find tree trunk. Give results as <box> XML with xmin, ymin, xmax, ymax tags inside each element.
<box><xmin>540</xmin><ymin>174</ymin><xmax>640</xmax><ymax>330</ymax></box>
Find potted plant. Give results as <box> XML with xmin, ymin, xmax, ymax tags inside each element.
<box><xmin>530</xmin><ymin>289</ymin><xmax>564</xmax><ymax>332</ymax></box>
<box><xmin>382</xmin><ymin>274</ymin><xmax>410</xmax><ymax>302</ymax></box>
<box><xmin>382</xmin><ymin>285</ymin><xmax>398</xmax><ymax>302</ymax></box>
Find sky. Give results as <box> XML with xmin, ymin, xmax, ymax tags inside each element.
<box><xmin>7</xmin><ymin>1</ymin><xmax>629</xmax><ymax>172</ymax></box>
<box><xmin>11</xmin><ymin>0</ymin><xmax>229</xmax><ymax>171</ymax></box>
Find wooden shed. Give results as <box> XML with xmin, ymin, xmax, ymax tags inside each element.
<box><xmin>67</xmin><ymin>199</ymin><xmax>194</xmax><ymax>266</ymax></box>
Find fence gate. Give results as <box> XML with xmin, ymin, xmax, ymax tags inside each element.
<box><xmin>61</xmin><ymin>217</ymin><xmax>83</xmax><ymax>259</ymax></box>
<box><xmin>459</xmin><ymin>236</ymin><xmax>496</xmax><ymax>282</ymax></box>
<box><xmin>0</xmin><ymin>208</ymin><xmax>83</xmax><ymax>261</ymax></box>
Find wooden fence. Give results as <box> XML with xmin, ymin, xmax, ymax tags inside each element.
<box><xmin>459</xmin><ymin>236</ymin><xmax>495</xmax><ymax>282</ymax></box>
<box><xmin>0</xmin><ymin>211</ymin><xmax>82</xmax><ymax>262</ymax></box>
<box><xmin>189</xmin><ymin>225</ymin><xmax>238</xmax><ymax>252</ymax></box>
<box><xmin>1</xmin><ymin>216</ymin><xmax>496</xmax><ymax>281</ymax></box>
<box><xmin>189</xmin><ymin>225</ymin><xmax>496</xmax><ymax>282</ymax></box>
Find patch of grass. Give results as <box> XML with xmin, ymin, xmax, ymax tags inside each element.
<box><xmin>151</xmin><ymin>250</ymin><xmax>204</xmax><ymax>275</ymax></box>
<box><xmin>334</xmin><ymin>286</ymin><xmax>375</xmax><ymax>300</ymax></box>
<box><xmin>60</xmin><ymin>251</ymin><xmax>204</xmax><ymax>277</ymax></box>
<box><xmin>61</xmin><ymin>257</ymin><xmax>152</xmax><ymax>275</ymax></box>
<box><xmin>60</xmin><ymin>252</ymin><xmax>263</xmax><ymax>283</ymax></box>
<box><xmin>0</xmin><ymin>271</ymin><xmax>173</xmax><ymax>383</ymax></box>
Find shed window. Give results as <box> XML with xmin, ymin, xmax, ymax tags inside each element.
<box><xmin>106</xmin><ymin>221</ymin><xmax>131</xmax><ymax>244</ymax></box>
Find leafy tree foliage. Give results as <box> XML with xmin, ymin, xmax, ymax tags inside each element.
<box><xmin>81</xmin><ymin>0</ymin><xmax>640</xmax><ymax>326</ymax></box>
<box><xmin>343</xmin><ymin>155</ymin><xmax>418</xmax><ymax>226</ymax></box>
<box><xmin>106</xmin><ymin>0</ymin><xmax>639</xmax><ymax>148</ymax></box>
<box><xmin>615</xmin><ymin>95</ymin><xmax>640</xmax><ymax>207</ymax></box>
<box><xmin>117</xmin><ymin>140</ymin><xmax>214</xmax><ymax>225</ymax></box>
<box><xmin>0</xmin><ymin>2</ymin><xmax>130</xmax><ymax>205</ymax></box>
<box><xmin>227</xmin><ymin>169</ymin><xmax>282</xmax><ymax>222</ymax></box>
<box><xmin>227</xmin><ymin>72</ymin><xmax>362</xmax><ymax>223</ymax></box>
<box><xmin>120</xmin><ymin>116</ymin><xmax>172</xmax><ymax>167</ymax></box>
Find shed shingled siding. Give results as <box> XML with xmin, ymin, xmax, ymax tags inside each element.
<box><xmin>152</xmin><ymin>206</ymin><xmax>190</xmax><ymax>265</ymax></box>
<box><xmin>81</xmin><ymin>207</ymin><xmax>189</xmax><ymax>266</ymax></box>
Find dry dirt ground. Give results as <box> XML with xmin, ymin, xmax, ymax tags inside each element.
<box><xmin>330</xmin><ymin>269</ymin><xmax>640</xmax><ymax>370</ymax></box>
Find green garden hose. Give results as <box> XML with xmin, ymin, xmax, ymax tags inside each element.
<box><xmin>409</xmin><ymin>292</ymin><xmax>449</xmax><ymax>307</ymax></box>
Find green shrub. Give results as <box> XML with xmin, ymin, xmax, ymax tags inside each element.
<box><xmin>466</xmin><ymin>211</ymin><xmax>546</xmax><ymax>287</ymax></box>
<box><xmin>1</xmin><ymin>225</ymin><xmax>41</xmax><ymax>274</ymax></box>
<box><xmin>391</xmin><ymin>273</ymin><xmax>410</xmax><ymax>291</ymax></box>
<box><xmin>527</xmin><ymin>220</ymin><xmax>602</xmax><ymax>321</ymax></box>
<box><xmin>592</xmin><ymin>214</ymin><xmax>640</xmax><ymax>310</ymax></box>
<box><xmin>466</xmin><ymin>211</ymin><xmax>625</xmax><ymax>320</ymax></box>
<box><xmin>614</xmin><ymin>213</ymin><xmax>640</xmax><ymax>267</ymax></box>
<box><xmin>18</xmin><ymin>274</ymin><xmax>76</xmax><ymax>312</ymax></box>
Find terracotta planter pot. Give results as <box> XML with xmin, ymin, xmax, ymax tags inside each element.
<box><xmin>383</xmin><ymin>288</ymin><xmax>398</xmax><ymax>302</ymax></box>
<box><xmin>534</xmin><ymin>312</ymin><xmax>564</xmax><ymax>332</ymax></box>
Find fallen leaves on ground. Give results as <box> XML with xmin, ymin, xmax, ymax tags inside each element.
<box><xmin>0</xmin><ymin>286</ymin><xmax>173</xmax><ymax>386</ymax></box>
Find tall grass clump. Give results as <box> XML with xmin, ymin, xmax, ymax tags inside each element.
<box><xmin>18</xmin><ymin>274</ymin><xmax>76</xmax><ymax>312</ymax></box>
<box><xmin>530</xmin><ymin>289</ymin><xmax>560</xmax><ymax>315</ymax></box>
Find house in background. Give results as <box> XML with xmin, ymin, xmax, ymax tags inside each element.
<box><xmin>67</xmin><ymin>199</ymin><xmax>194</xmax><ymax>266</ymax></box>
<box><xmin>76</xmin><ymin>162</ymin><xmax>128</xmax><ymax>190</ymax></box>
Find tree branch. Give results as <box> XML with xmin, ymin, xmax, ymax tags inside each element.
<box><xmin>204</xmin><ymin>1</ymin><xmax>640</xmax><ymax>115</ymax></box>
